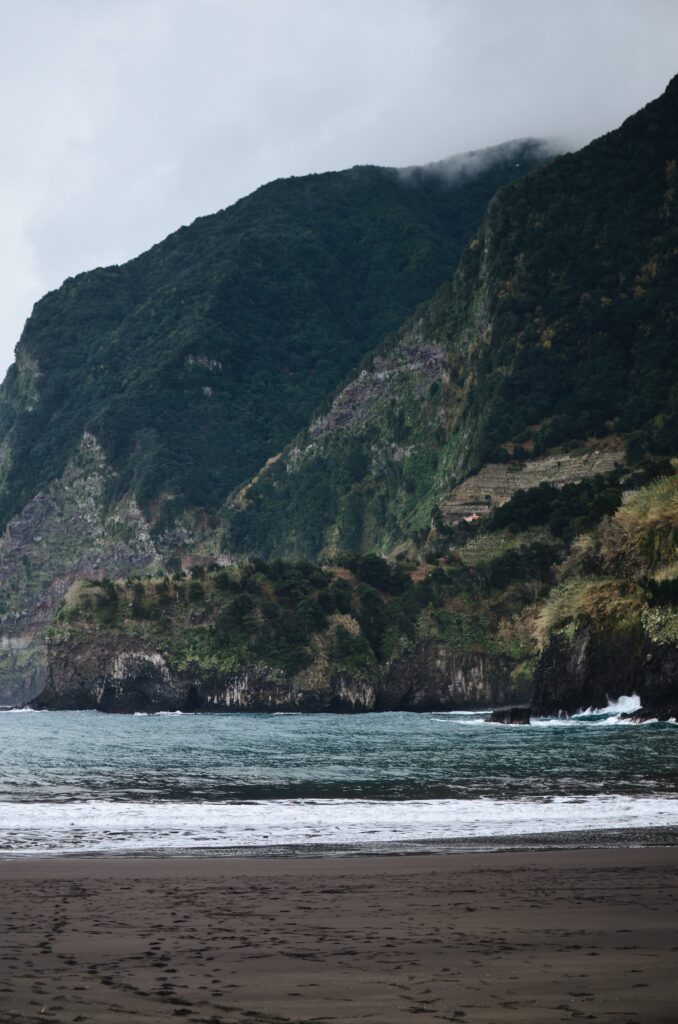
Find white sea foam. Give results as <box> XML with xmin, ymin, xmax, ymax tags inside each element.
<box><xmin>436</xmin><ymin>716</ymin><xmax>487</xmax><ymax>727</ymax></box>
<box><xmin>434</xmin><ymin>710</ymin><xmax>489</xmax><ymax>716</ymax></box>
<box><xmin>530</xmin><ymin>717</ymin><xmax>578</xmax><ymax>727</ymax></box>
<box><xmin>574</xmin><ymin>693</ymin><xmax>642</xmax><ymax>717</ymax></box>
<box><xmin>435</xmin><ymin>697</ymin><xmax>653</xmax><ymax>728</ymax></box>
<box><xmin>1</xmin><ymin>794</ymin><xmax>676</xmax><ymax>857</ymax></box>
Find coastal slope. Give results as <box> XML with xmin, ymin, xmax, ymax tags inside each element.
<box><xmin>229</xmin><ymin>74</ymin><xmax>678</xmax><ymax>561</ymax></box>
<box><xmin>34</xmin><ymin>75</ymin><xmax>678</xmax><ymax>716</ymax></box>
<box><xmin>36</xmin><ymin>473</ymin><xmax>676</xmax><ymax>716</ymax></box>
<box><xmin>0</xmin><ymin>140</ymin><xmax>551</xmax><ymax>703</ymax></box>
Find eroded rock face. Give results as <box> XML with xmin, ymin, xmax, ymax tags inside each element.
<box><xmin>0</xmin><ymin>436</ymin><xmax>161</xmax><ymax>704</ymax></box>
<box><xmin>380</xmin><ymin>640</ymin><xmax>529</xmax><ymax>712</ymax></box>
<box><xmin>35</xmin><ymin>635</ymin><xmax>377</xmax><ymax>714</ymax></box>
<box><xmin>0</xmin><ymin>435</ymin><xmax>222</xmax><ymax>705</ymax></box>
<box><xmin>533</xmin><ymin>625</ymin><xmax>678</xmax><ymax>719</ymax></box>
<box><xmin>36</xmin><ymin>634</ymin><xmax>529</xmax><ymax>714</ymax></box>
<box><xmin>307</xmin><ymin>336</ymin><xmax>447</xmax><ymax>442</ymax></box>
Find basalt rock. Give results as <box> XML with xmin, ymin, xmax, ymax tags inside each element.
<box><xmin>489</xmin><ymin>706</ymin><xmax>531</xmax><ymax>725</ymax></box>
<box><xmin>379</xmin><ymin>640</ymin><xmax>530</xmax><ymax>712</ymax></box>
<box><xmin>533</xmin><ymin>624</ymin><xmax>678</xmax><ymax>719</ymax></box>
<box><xmin>34</xmin><ymin>633</ymin><xmax>530</xmax><ymax>714</ymax></box>
<box><xmin>34</xmin><ymin>635</ymin><xmax>378</xmax><ymax>714</ymax></box>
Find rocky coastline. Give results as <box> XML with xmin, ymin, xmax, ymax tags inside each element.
<box><xmin>29</xmin><ymin>621</ymin><xmax>677</xmax><ymax>719</ymax></box>
<box><xmin>32</xmin><ymin>634</ymin><xmax>528</xmax><ymax>715</ymax></box>
<box><xmin>532</xmin><ymin>625</ymin><xmax>678</xmax><ymax>721</ymax></box>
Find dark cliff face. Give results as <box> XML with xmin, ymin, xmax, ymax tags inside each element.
<box><xmin>228</xmin><ymin>74</ymin><xmax>678</xmax><ymax>562</ymax></box>
<box><xmin>379</xmin><ymin>641</ymin><xmax>528</xmax><ymax>712</ymax></box>
<box><xmin>0</xmin><ymin>143</ymin><xmax>554</xmax><ymax>702</ymax></box>
<box><xmin>35</xmin><ymin>635</ymin><xmax>526</xmax><ymax>714</ymax></box>
<box><xmin>36</xmin><ymin>636</ymin><xmax>374</xmax><ymax>714</ymax></box>
<box><xmin>533</xmin><ymin>625</ymin><xmax>678</xmax><ymax>719</ymax></box>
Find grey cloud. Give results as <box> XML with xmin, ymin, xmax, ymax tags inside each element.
<box><xmin>1</xmin><ymin>0</ymin><xmax>677</xmax><ymax>377</ymax></box>
<box><xmin>397</xmin><ymin>137</ymin><xmax>567</xmax><ymax>186</ymax></box>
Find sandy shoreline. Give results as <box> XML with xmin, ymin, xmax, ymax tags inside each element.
<box><xmin>0</xmin><ymin>847</ymin><xmax>676</xmax><ymax>1023</ymax></box>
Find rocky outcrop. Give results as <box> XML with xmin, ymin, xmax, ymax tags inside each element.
<box><xmin>35</xmin><ymin>634</ymin><xmax>528</xmax><ymax>714</ymax></box>
<box><xmin>533</xmin><ymin>624</ymin><xmax>678</xmax><ymax>719</ymax></box>
<box><xmin>35</xmin><ymin>634</ymin><xmax>376</xmax><ymax>716</ymax></box>
<box><xmin>307</xmin><ymin>337</ymin><xmax>447</xmax><ymax>443</ymax></box>
<box><xmin>35</xmin><ymin>634</ymin><xmax>377</xmax><ymax>713</ymax></box>
<box><xmin>0</xmin><ymin>435</ymin><xmax>222</xmax><ymax>705</ymax></box>
<box><xmin>0</xmin><ymin>436</ymin><xmax>160</xmax><ymax>704</ymax></box>
<box><xmin>379</xmin><ymin>640</ymin><xmax>529</xmax><ymax>711</ymax></box>
<box><xmin>489</xmin><ymin>706</ymin><xmax>531</xmax><ymax>725</ymax></box>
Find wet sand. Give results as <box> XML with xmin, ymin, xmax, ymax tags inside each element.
<box><xmin>0</xmin><ymin>847</ymin><xmax>676</xmax><ymax>1023</ymax></box>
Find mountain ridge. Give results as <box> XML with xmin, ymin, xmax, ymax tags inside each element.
<box><xmin>0</xmin><ymin>138</ymin><xmax>553</xmax><ymax>527</ymax></box>
<box><xmin>228</xmin><ymin>72</ymin><xmax>678</xmax><ymax>560</ymax></box>
<box><xmin>0</xmin><ymin>138</ymin><xmax>554</xmax><ymax>703</ymax></box>
<box><xmin>3</xmin><ymin>75</ymin><xmax>678</xmax><ymax>713</ymax></box>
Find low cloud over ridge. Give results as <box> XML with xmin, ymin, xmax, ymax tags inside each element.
<box><xmin>1</xmin><ymin>0</ymin><xmax>677</xmax><ymax>376</ymax></box>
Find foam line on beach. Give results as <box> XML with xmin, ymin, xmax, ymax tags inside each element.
<box><xmin>2</xmin><ymin>793</ymin><xmax>677</xmax><ymax>856</ymax></box>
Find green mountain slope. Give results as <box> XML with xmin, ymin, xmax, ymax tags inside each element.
<box><xmin>532</xmin><ymin>472</ymin><xmax>678</xmax><ymax>717</ymax></box>
<box><xmin>0</xmin><ymin>140</ymin><xmax>551</xmax><ymax>532</ymax></box>
<box><xmin>38</xmin><ymin>468</ymin><xmax>676</xmax><ymax>716</ymax></box>
<box><xmin>9</xmin><ymin>73</ymin><xmax>678</xmax><ymax>714</ymax></box>
<box><xmin>229</xmin><ymin>75</ymin><xmax>678</xmax><ymax>561</ymax></box>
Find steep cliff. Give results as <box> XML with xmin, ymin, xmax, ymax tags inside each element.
<box><xmin>534</xmin><ymin>626</ymin><xmax>678</xmax><ymax>719</ymax></box>
<box><xmin>0</xmin><ymin>140</ymin><xmax>551</xmax><ymax>531</ymax></box>
<box><xmin>532</xmin><ymin>475</ymin><xmax>678</xmax><ymax>717</ymax></box>
<box><xmin>378</xmin><ymin>641</ymin><xmax>526</xmax><ymax>711</ymax></box>
<box><xmin>0</xmin><ymin>435</ymin><xmax>159</xmax><ymax>704</ymax></box>
<box><xmin>228</xmin><ymin>74</ymin><xmax>678</xmax><ymax>560</ymax></box>
<box><xmin>36</xmin><ymin>556</ymin><xmax>536</xmax><ymax>712</ymax></box>
<box><xmin>0</xmin><ymin>141</ymin><xmax>554</xmax><ymax>701</ymax></box>
<box><xmin>7</xmin><ymin>78</ymin><xmax>678</xmax><ymax>709</ymax></box>
<box><xmin>38</xmin><ymin>634</ymin><xmax>375</xmax><ymax>714</ymax></box>
<box><xmin>36</xmin><ymin>467</ymin><xmax>675</xmax><ymax>714</ymax></box>
<box><xmin>37</xmin><ymin>632</ymin><xmax>522</xmax><ymax>715</ymax></box>
<box><xmin>0</xmin><ymin>434</ymin><xmax>226</xmax><ymax>704</ymax></box>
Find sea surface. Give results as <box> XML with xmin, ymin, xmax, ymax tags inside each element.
<box><xmin>1</xmin><ymin>697</ymin><xmax>677</xmax><ymax>857</ymax></box>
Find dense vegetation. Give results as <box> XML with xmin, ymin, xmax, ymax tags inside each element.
<box><xmin>86</xmin><ymin>472</ymin><xmax>677</xmax><ymax>689</ymax></box>
<box><xmin>446</xmin><ymin>75</ymin><xmax>678</xmax><ymax>466</ymax></box>
<box><xmin>0</xmin><ymin>141</ymin><xmax>551</xmax><ymax>531</ymax></box>
<box><xmin>56</xmin><ymin>531</ymin><xmax>560</xmax><ymax>683</ymax></box>
<box><xmin>486</xmin><ymin>473</ymin><xmax>624</xmax><ymax>543</ymax></box>
<box><xmin>534</xmin><ymin>474</ymin><xmax>678</xmax><ymax>651</ymax></box>
<box><xmin>4</xmin><ymin>77</ymin><xmax>678</xmax><ymax>706</ymax></box>
<box><xmin>229</xmin><ymin>75</ymin><xmax>678</xmax><ymax>562</ymax></box>
<box><xmin>54</xmin><ymin>466</ymin><xmax>677</xmax><ymax>703</ymax></box>
<box><xmin>228</xmin><ymin>336</ymin><xmax>454</xmax><ymax>558</ymax></box>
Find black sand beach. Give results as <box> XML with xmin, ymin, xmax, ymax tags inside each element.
<box><xmin>0</xmin><ymin>846</ymin><xmax>676</xmax><ymax>1023</ymax></box>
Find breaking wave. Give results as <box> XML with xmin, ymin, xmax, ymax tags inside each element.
<box><xmin>1</xmin><ymin>793</ymin><xmax>676</xmax><ymax>857</ymax></box>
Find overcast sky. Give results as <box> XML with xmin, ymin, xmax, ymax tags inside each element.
<box><xmin>1</xmin><ymin>0</ymin><xmax>677</xmax><ymax>377</ymax></box>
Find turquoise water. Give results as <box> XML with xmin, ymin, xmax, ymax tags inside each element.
<box><xmin>1</xmin><ymin>704</ymin><xmax>677</xmax><ymax>855</ymax></box>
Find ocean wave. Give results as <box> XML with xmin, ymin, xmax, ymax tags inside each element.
<box><xmin>1</xmin><ymin>793</ymin><xmax>676</xmax><ymax>857</ymax></box>
<box><xmin>574</xmin><ymin>694</ymin><xmax>642</xmax><ymax>717</ymax></box>
<box><xmin>0</xmin><ymin>707</ymin><xmax>42</xmax><ymax>713</ymax></box>
<box><xmin>432</xmin><ymin>710</ymin><xmax>490</xmax><ymax>716</ymax></box>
